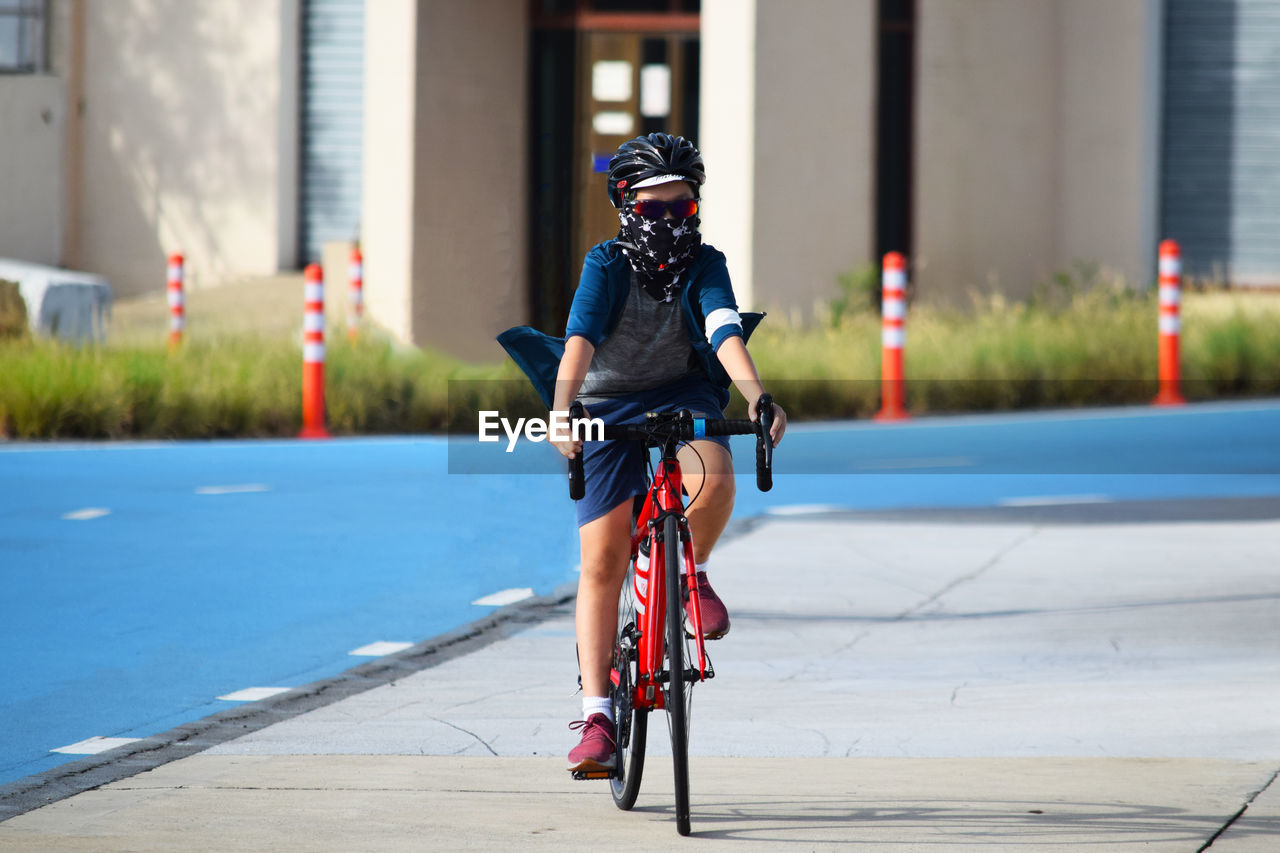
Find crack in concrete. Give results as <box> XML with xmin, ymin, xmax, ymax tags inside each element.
<box><xmin>444</xmin><ymin>686</ymin><xmax>528</xmax><ymax>713</ymax></box>
<box><xmin>899</xmin><ymin>528</ymin><xmax>1041</xmax><ymax>621</ymax></box>
<box><xmin>811</xmin><ymin>528</ymin><xmax>1041</xmax><ymax>670</ymax></box>
<box><xmin>1198</xmin><ymin>766</ymin><xmax>1280</xmax><ymax>851</ymax></box>
<box><xmin>775</xmin><ymin>529</ymin><xmax>1040</xmax><ymax>689</ymax></box>
<box><xmin>426</xmin><ymin>717</ymin><xmax>499</xmax><ymax>757</ymax></box>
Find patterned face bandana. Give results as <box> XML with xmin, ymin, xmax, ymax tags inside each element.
<box><xmin>616</xmin><ymin>208</ymin><xmax>702</xmax><ymax>302</ymax></box>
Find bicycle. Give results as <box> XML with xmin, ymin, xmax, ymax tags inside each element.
<box><xmin>567</xmin><ymin>394</ymin><xmax>775</xmax><ymax>837</ymax></box>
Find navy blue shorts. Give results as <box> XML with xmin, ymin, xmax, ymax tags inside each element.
<box><xmin>576</xmin><ymin>375</ymin><xmax>731</xmax><ymax>527</ymax></box>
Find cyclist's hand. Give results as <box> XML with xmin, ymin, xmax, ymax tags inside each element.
<box><xmin>552</xmin><ymin>436</ymin><xmax>583</xmax><ymax>460</ymax></box>
<box><xmin>552</xmin><ymin>406</ymin><xmax>588</xmax><ymax>459</ymax></box>
<box><xmin>749</xmin><ymin>399</ymin><xmax>787</xmax><ymax>448</ymax></box>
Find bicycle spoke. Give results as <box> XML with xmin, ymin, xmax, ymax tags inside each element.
<box><xmin>611</xmin><ymin>557</ymin><xmax>647</xmax><ymax>810</ymax></box>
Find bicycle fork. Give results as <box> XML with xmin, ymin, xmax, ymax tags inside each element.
<box><xmin>634</xmin><ymin>516</ymin><xmax>713</xmax><ymax>711</ymax></box>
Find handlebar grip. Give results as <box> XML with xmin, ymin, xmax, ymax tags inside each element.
<box><xmin>702</xmin><ymin>419</ymin><xmax>755</xmax><ymax>437</ymax></box>
<box><xmin>568</xmin><ymin>401</ymin><xmax>585</xmax><ymax>501</ymax></box>
<box><xmin>756</xmin><ymin>393</ymin><xmax>774</xmax><ymax>493</ymax></box>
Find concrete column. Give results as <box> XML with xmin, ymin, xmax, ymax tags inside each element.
<box><xmin>276</xmin><ymin>0</ymin><xmax>301</xmax><ymax>271</ymax></box>
<box><xmin>412</xmin><ymin>0</ymin><xmax>528</xmax><ymax>361</ymax></box>
<box><xmin>364</xmin><ymin>0</ymin><xmax>527</xmax><ymax>362</ymax></box>
<box><xmin>700</xmin><ymin>0</ymin><xmax>757</xmax><ymax>311</ymax></box>
<box><xmin>702</xmin><ymin>0</ymin><xmax>875</xmax><ymax>321</ymax></box>
<box><xmin>361</xmin><ymin>0</ymin><xmax>417</xmax><ymax>343</ymax></box>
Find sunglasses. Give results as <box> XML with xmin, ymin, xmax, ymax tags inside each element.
<box><xmin>628</xmin><ymin>198</ymin><xmax>700</xmax><ymax>220</ymax></box>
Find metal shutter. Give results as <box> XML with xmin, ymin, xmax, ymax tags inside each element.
<box><xmin>1162</xmin><ymin>0</ymin><xmax>1280</xmax><ymax>284</ymax></box>
<box><xmin>300</xmin><ymin>0</ymin><xmax>364</xmax><ymax>265</ymax></box>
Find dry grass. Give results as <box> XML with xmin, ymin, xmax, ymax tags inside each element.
<box><xmin>3</xmin><ymin>273</ymin><xmax>1277</xmax><ymax>438</ymax></box>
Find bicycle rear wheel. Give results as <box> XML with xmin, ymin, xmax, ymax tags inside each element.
<box><xmin>663</xmin><ymin>513</ymin><xmax>692</xmax><ymax>836</ymax></box>
<box><xmin>610</xmin><ymin>556</ymin><xmax>647</xmax><ymax>809</ymax></box>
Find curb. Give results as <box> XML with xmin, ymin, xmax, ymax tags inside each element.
<box><xmin>0</xmin><ymin>582</ymin><xmax>578</xmax><ymax>822</ymax></box>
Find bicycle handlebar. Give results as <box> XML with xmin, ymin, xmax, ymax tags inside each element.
<box><xmin>567</xmin><ymin>394</ymin><xmax>775</xmax><ymax>499</ymax></box>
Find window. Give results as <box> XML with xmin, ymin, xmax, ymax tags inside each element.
<box><xmin>0</xmin><ymin>0</ymin><xmax>47</xmax><ymax>74</ymax></box>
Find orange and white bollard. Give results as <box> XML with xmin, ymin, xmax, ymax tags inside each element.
<box><xmin>875</xmin><ymin>251</ymin><xmax>909</xmax><ymax>421</ymax></box>
<box><xmin>347</xmin><ymin>246</ymin><xmax>363</xmax><ymax>342</ymax></box>
<box><xmin>300</xmin><ymin>263</ymin><xmax>331</xmax><ymax>438</ymax></box>
<box><xmin>1154</xmin><ymin>240</ymin><xmax>1186</xmax><ymax>406</ymax></box>
<box><xmin>167</xmin><ymin>253</ymin><xmax>184</xmax><ymax>350</ymax></box>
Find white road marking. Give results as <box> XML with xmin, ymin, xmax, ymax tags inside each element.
<box><xmin>857</xmin><ymin>456</ymin><xmax>976</xmax><ymax>470</ymax></box>
<box><xmin>1000</xmin><ymin>494</ymin><xmax>1113</xmax><ymax>507</ymax></box>
<box><xmin>765</xmin><ymin>504</ymin><xmax>847</xmax><ymax>516</ymax></box>
<box><xmin>472</xmin><ymin>588</ymin><xmax>534</xmax><ymax>607</ymax></box>
<box><xmin>62</xmin><ymin>508</ymin><xmax>110</xmax><ymax>521</ymax></box>
<box><xmin>217</xmin><ymin>687</ymin><xmax>292</xmax><ymax>702</ymax></box>
<box><xmin>195</xmin><ymin>484</ymin><xmax>271</xmax><ymax>495</ymax></box>
<box><xmin>51</xmin><ymin>736</ymin><xmax>140</xmax><ymax>755</ymax></box>
<box><xmin>349</xmin><ymin>641</ymin><xmax>415</xmax><ymax>657</ymax></box>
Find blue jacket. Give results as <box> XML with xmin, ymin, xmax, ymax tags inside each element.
<box><xmin>498</xmin><ymin>240</ymin><xmax>764</xmax><ymax>409</ymax></box>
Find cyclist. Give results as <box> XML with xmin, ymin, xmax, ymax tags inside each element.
<box><xmin>498</xmin><ymin>133</ymin><xmax>786</xmax><ymax>774</ymax></box>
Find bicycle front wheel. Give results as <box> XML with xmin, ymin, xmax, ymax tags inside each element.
<box><xmin>611</xmin><ymin>556</ymin><xmax>647</xmax><ymax>809</ymax></box>
<box><xmin>664</xmin><ymin>513</ymin><xmax>692</xmax><ymax>836</ymax></box>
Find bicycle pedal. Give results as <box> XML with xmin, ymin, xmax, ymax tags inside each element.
<box><xmin>571</xmin><ymin>769</ymin><xmax>617</xmax><ymax>781</ymax></box>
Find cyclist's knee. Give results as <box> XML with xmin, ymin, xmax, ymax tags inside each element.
<box><xmin>578</xmin><ymin>502</ymin><xmax>632</xmax><ymax>585</ymax></box>
<box><xmin>695</xmin><ymin>471</ymin><xmax>736</xmax><ymax>508</ymax></box>
<box><xmin>579</xmin><ymin>540</ymin><xmax>630</xmax><ymax>585</ymax></box>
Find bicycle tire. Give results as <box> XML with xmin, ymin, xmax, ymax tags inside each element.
<box><xmin>611</xmin><ymin>558</ymin><xmax>647</xmax><ymax>809</ymax></box>
<box><xmin>664</xmin><ymin>513</ymin><xmax>692</xmax><ymax>836</ymax></box>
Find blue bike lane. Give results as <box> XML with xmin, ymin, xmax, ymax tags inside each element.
<box><xmin>1</xmin><ymin>438</ymin><xmax>576</xmax><ymax>786</ymax></box>
<box><xmin>3</xmin><ymin>399</ymin><xmax>1280</xmax><ymax>787</ymax></box>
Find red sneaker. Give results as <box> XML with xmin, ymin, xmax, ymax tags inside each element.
<box><xmin>686</xmin><ymin>571</ymin><xmax>730</xmax><ymax>639</ymax></box>
<box><xmin>567</xmin><ymin>714</ymin><xmax>616</xmax><ymax>772</ymax></box>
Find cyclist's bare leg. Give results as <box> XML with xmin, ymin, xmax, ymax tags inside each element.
<box><xmin>575</xmin><ymin>499</ymin><xmax>634</xmax><ymax>698</ymax></box>
<box><xmin>678</xmin><ymin>440</ymin><xmax>736</xmax><ymax>564</ymax></box>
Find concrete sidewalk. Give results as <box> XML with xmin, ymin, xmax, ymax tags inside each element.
<box><xmin>2</xmin><ymin>510</ymin><xmax>1279</xmax><ymax>849</ymax></box>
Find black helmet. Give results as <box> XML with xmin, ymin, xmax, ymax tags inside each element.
<box><xmin>606</xmin><ymin>133</ymin><xmax>705</xmax><ymax>209</ymax></box>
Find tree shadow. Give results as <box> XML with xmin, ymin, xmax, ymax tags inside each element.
<box><xmin>81</xmin><ymin>1</ymin><xmax>278</xmax><ymax>295</ymax></box>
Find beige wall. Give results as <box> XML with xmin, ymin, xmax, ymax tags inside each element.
<box><xmin>916</xmin><ymin>0</ymin><xmax>1158</xmax><ymax>301</ymax></box>
<box><xmin>363</xmin><ymin>0</ymin><xmax>527</xmax><ymax>362</ymax></box>
<box><xmin>702</xmin><ymin>0</ymin><xmax>875</xmax><ymax>321</ymax></box>
<box><xmin>0</xmin><ymin>76</ymin><xmax>66</xmax><ymax>267</ymax></box>
<box><xmin>70</xmin><ymin>0</ymin><xmax>290</xmax><ymax>296</ymax></box>
<box><xmin>1057</xmin><ymin>0</ymin><xmax>1160</xmax><ymax>288</ymax></box>
<box><xmin>754</xmin><ymin>0</ymin><xmax>875</xmax><ymax>321</ymax></box>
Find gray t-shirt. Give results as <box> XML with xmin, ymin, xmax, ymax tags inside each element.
<box><xmin>577</xmin><ymin>274</ymin><xmax>698</xmax><ymax>403</ymax></box>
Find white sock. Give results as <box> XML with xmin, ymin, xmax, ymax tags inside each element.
<box><xmin>695</xmin><ymin>558</ymin><xmax>708</xmax><ymax>575</ymax></box>
<box><xmin>583</xmin><ymin>696</ymin><xmax>613</xmax><ymax>723</ymax></box>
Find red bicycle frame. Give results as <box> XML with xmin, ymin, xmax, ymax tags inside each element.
<box><xmin>621</xmin><ymin>454</ymin><xmax>711</xmax><ymax>713</ymax></box>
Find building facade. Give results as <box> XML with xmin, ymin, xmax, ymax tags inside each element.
<box><xmin>0</xmin><ymin>1</ymin><xmax>1275</xmax><ymax>362</ymax></box>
